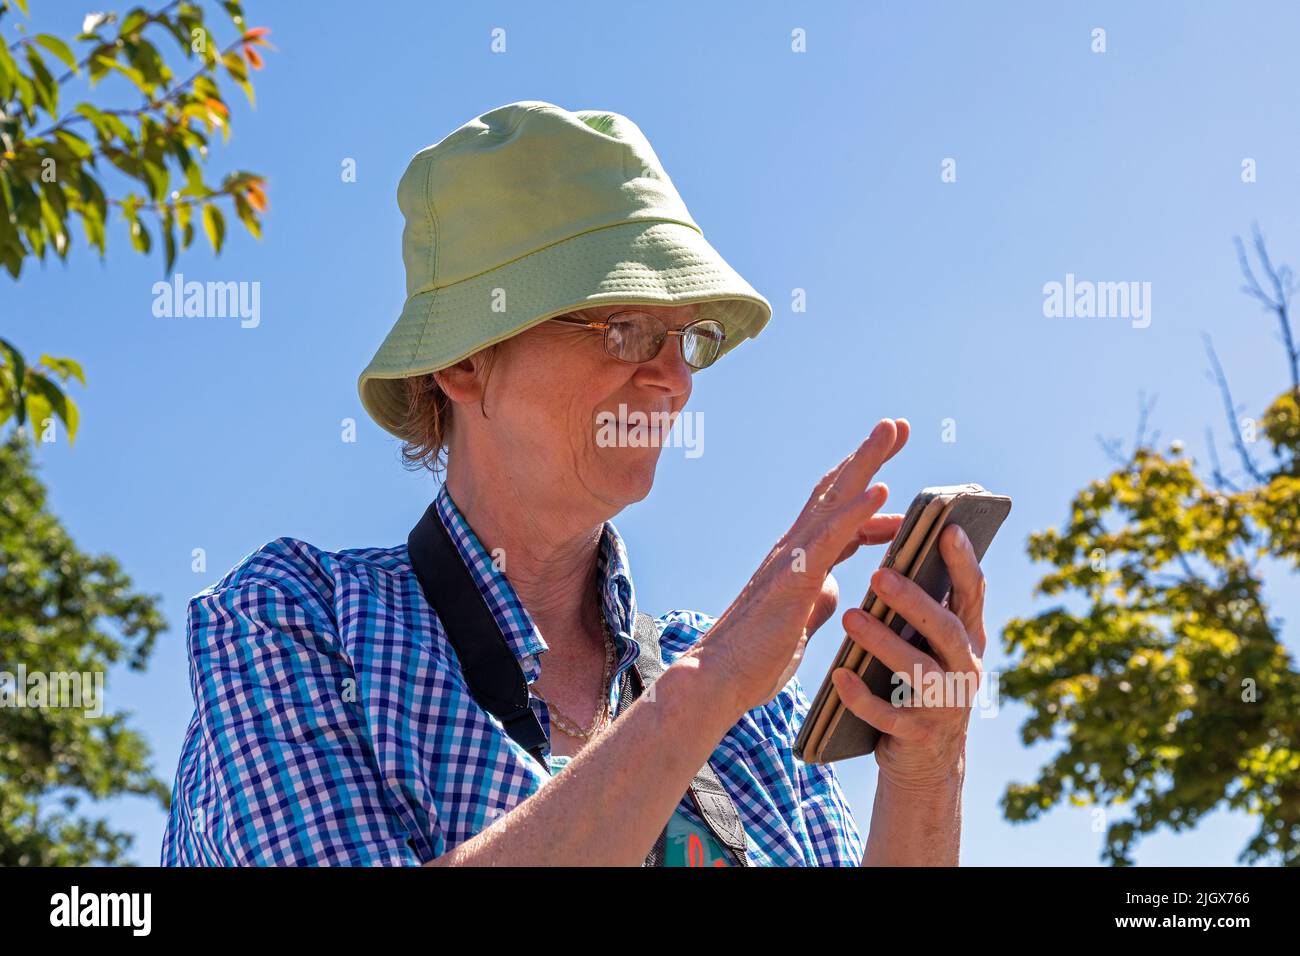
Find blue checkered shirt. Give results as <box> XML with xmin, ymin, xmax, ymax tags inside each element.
<box><xmin>161</xmin><ymin>484</ymin><xmax>864</xmax><ymax>865</ymax></box>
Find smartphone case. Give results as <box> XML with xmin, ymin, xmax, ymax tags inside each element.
<box><xmin>793</xmin><ymin>484</ymin><xmax>1012</xmax><ymax>764</ymax></box>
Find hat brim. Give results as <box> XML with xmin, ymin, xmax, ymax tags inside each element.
<box><xmin>358</xmin><ymin>219</ymin><xmax>772</xmax><ymax>436</ymax></box>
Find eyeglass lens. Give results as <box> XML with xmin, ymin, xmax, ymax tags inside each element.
<box><xmin>605</xmin><ymin>314</ymin><xmax>724</xmax><ymax>369</ymax></box>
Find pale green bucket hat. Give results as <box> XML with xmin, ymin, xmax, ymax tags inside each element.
<box><xmin>357</xmin><ymin>100</ymin><xmax>773</xmax><ymax>436</ymax></box>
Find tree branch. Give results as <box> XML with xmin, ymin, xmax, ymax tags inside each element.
<box><xmin>1203</xmin><ymin>425</ymin><xmax>1240</xmax><ymax>492</ymax></box>
<box><xmin>1096</xmin><ymin>392</ymin><xmax>1159</xmax><ymax>465</ymax></box>
<box><xmin>1235</xmin><ymin>222</ymin><xmax>1300</xmax><ymax>393</ymax></box>
<box><xmin>1203</xmin><ymin>334</ymin><xmax>1266</xmax><ymax>484</ymax></box>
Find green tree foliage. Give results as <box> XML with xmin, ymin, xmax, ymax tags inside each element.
<box><xmin>0</xmin><ymin>432</ymin><xmax>168</xmax><ymax>864</ymax></box>
<box><xmin>0</xmin><ymin>337</ymin><xmax>82</xmax><ymax>441</ymax></box>
<box><xmin>1001</xmin><ymin>230</ymin><xmax>1300</xmax><ymax>865</ymax></box>
<box><xmin>0</xmin><ymin>2</ymin><xmax>268</xmax><ymax>860</ymax></box>
<box><xmin>0</xmin><ymin>0</ymin><xmax>271</xmax><ymax>436</ymax></box>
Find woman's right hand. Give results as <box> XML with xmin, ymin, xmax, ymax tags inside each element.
<box><xmin>698</xmin><ymin>419</ymin><xmax>910</xmax><ymax>715</ymax></box>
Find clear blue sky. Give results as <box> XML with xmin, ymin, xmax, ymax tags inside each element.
<box><xmin>7</xmin><ymin>0</ymin><xmax>1300</xmax><ymax>865</ymax></box>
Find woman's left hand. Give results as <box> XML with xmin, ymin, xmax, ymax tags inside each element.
<box><xmin>831</xmin><ymin>523</ymin><xmax>987</xmax><ymax>789</ymax></box>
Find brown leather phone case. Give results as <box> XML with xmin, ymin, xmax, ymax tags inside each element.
<box><xmin>793</xmin><ymin>484</ymin><xmax>1012</xmax><ymax>764</ymax></box>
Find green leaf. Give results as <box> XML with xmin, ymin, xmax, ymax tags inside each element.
<box><xmin>12</xmin><ymin>70</ymin><xmax>36</xmax><ymax>122</ymax></box>
<box><xmin>37</xmin><ymin>190</ymin><xmax>66</xmax><ymax>257</ymax></box>
<box><xmin>73</xmin><ymin>102</ymin><xmax>111</xmax><ymax>139</ymax></box>
<box><xmin>125</xmin><ymin>36</ymin><xmax>168</xmax><ymax>88</ymax></box>
<box><xmin>177</xmin><ymin>199</ymin><xmax>194</xmax><ymax>248</ymax></box>
<box><xmin>0</xmin><ymin>39</ymin><xmax>18</xmax><ymax>101</ymax></box>
<box><xmin>201</xmin><ymin>202</ymin><xmax>224</xmax><ymax>254</ymax></box>
<box><xmin>55</xmin><ymin>389</ymin><xmax>81</xmax><ymax>443</ymax></box>
<box><xmin>0</xmin><ymin>337</ymin><xmax>29</xmax><ymax>425</ymax></box>
<box><xmin>168</xmin><ymin>139</ymin><xmax>205</xmax><ymax>194</ymax></box>
<box><xmin>141</xmin><ymin>158</ymin><xmax>168</xmax><ymax>203</ymax></box>
<box><xmin>162</xmin><ymin>208</ymin><xmax>177</xmax><ymax>273</ymax></box>
<box><xmin>39</xmin><ymin>177</ymin><xmax>68</xmax><ymax>222</ymax></box>
<box><xmin>192</xmin><ymin>74</ymin><xmax>220</xmax><ymax>100</ymax></box>
<box><xmin>232</xmin><ymin>190</ymin><xmax>260</xmax><ymax>240</ymax></box>
<box><xmin>0</xmin><ymin>370</ymin><xmax>14</xmax><ymax>425</ymax></box>
<box><xmin>127</xmin><ymin>210</ymin><xmax>151</xmax><ymax>254</ymax></box>
<box><xmin>74</xmin><ymin>171</ymin><xmax>109</xmax><ymax>256</ymax></box>
<box><xmin>24</xmin><ymin>47</ymin><xmax>59</xmax><ymax>115</ymax></box>
<box><xmin>119</xmin><ymin>8</ymin><xmax>151</xmax><ymax>37</ymax></box>
<box><xmin>34</xmin><ymin>34</ymin><xmax>78</xmax><ymax>73</ymax></box>
<box><xmin>214</xmin><ymin>53</ymin><xmax>254</xmax><ymax>106</ymax></box>
<box><xmin>38</xmin><ymin>355</ymin><xmax>86</xmax><ymax>387</ymax></box>
<box><xmin>24</xmin><ymin>370</ymin><xmax>79</xmax><ymax>443</ymax></box>
<box><xmin>92</xmin><ymin>54</ymin><xmax>148</xmax><ymax>93</ymax></box>
<box><xmin>0</xmin><ymin>243</ymin><xmax>22</xmax><ymax>278</ymax></box>
<box><xmin>0</xmin><ymin>167</ymin><xmax>16</xmax><ymax>225</ymax></box>
<box><xmin>53</xmin><ymin>130</ymin><xmax>95</xmax><ymax>161</ymax></box>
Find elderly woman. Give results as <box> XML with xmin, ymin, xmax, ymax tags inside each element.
<box><xmin>161</xmin><ymin>101</ymin><xmax>989</xmax><ymax>867</ymax></box>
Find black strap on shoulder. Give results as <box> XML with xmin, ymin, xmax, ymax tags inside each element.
<box><xmin>407</xmin><ymin>499</ymin><xmax>748</xmax><ymax>865</ymax></box>
<box><xmin>407</xmin><ymin>502</ymin><xmax>549</xmax><ymax>770</ymax></box>
<box><xmin>628</xmin><ymin>612</ymin><xmax>750</xmax><ymax>867</ymax></box>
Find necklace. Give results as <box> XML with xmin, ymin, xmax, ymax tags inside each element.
<box><xmin>532</xmin><ymin>613</ymin><xmax>616</xmax><ymax>740</ymax></box>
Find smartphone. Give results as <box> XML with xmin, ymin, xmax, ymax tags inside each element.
<box><xmin>793</xmin><ymin>484</ymin><xmax>1012</xmax><ymax>764</ymax></box>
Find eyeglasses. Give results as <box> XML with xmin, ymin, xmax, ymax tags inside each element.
<box><xmin>550</xmin><ymin>310</ymin><xmax>727</xmax><ymax>370</ymax></box>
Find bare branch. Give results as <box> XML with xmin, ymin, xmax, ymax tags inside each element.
<box><xmin>1235</xmin><ymin>235</ymin><xmax>1272</xmax><ymax>309</ymax></box>
<box><xmin>1203</xmin><ymin>334</ymin><xmax>1266</xmax><ymax>484</ymax></box>
<box><xmin>1234</xmin><ymin>223</ymin><xmax>1300</xmax><ymax>392</ymax></box>
<box><xmin>1135</xmin><ymin>390</ymin><xmax>1158</xmax><ymax>451</ymax></box>
<box><xmin>1096</xmin><ymin>392</ymin><xmax>1160</xmax><ymax>466</ymax></box>
<box><xmin>1096</xmin><ymin>433</ymin><xmax>1129</xmax><ymax>467</ymax></box>
<box><xmin>1203</xmin><ymin>425</ymin><xmax>1241</xmax><ymax>492</ymax></box>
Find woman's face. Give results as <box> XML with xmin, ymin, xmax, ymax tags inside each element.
<box><xmin>477</xmin><ymin>303</ymin><xmax>700</xmax><ymax>515</ymax></box>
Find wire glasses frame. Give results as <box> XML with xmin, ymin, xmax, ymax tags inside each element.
<box><xmin>550</xmin><ymin>310</ymin><xmax>727</xmax><ymax>370</ymax></box>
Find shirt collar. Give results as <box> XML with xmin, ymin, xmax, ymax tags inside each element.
<box><xmin>432</xmin><ymin>484</ymin><xmax>641</xmax><ymax>682</ymax></box>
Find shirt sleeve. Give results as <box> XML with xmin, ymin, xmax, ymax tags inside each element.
<box><xmin>164</xmin><ymin>582</ymin><xmax>423</xmax><ymax>866</ymax></box>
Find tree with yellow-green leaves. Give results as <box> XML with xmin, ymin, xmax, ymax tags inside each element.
<box><xmin>0</xmin><ymin>0</ymin><xmax>269</xmax><ymax>864</ymax></box>
<box><xmin>1001</xmin><ymin>225</ymin><xmax>1300</xmax><ymax>865</ymax></box>
<box><xmin>1</xmin><ymin>0</ymin><xmax>270</xmax><ymax>439</ymax></box>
